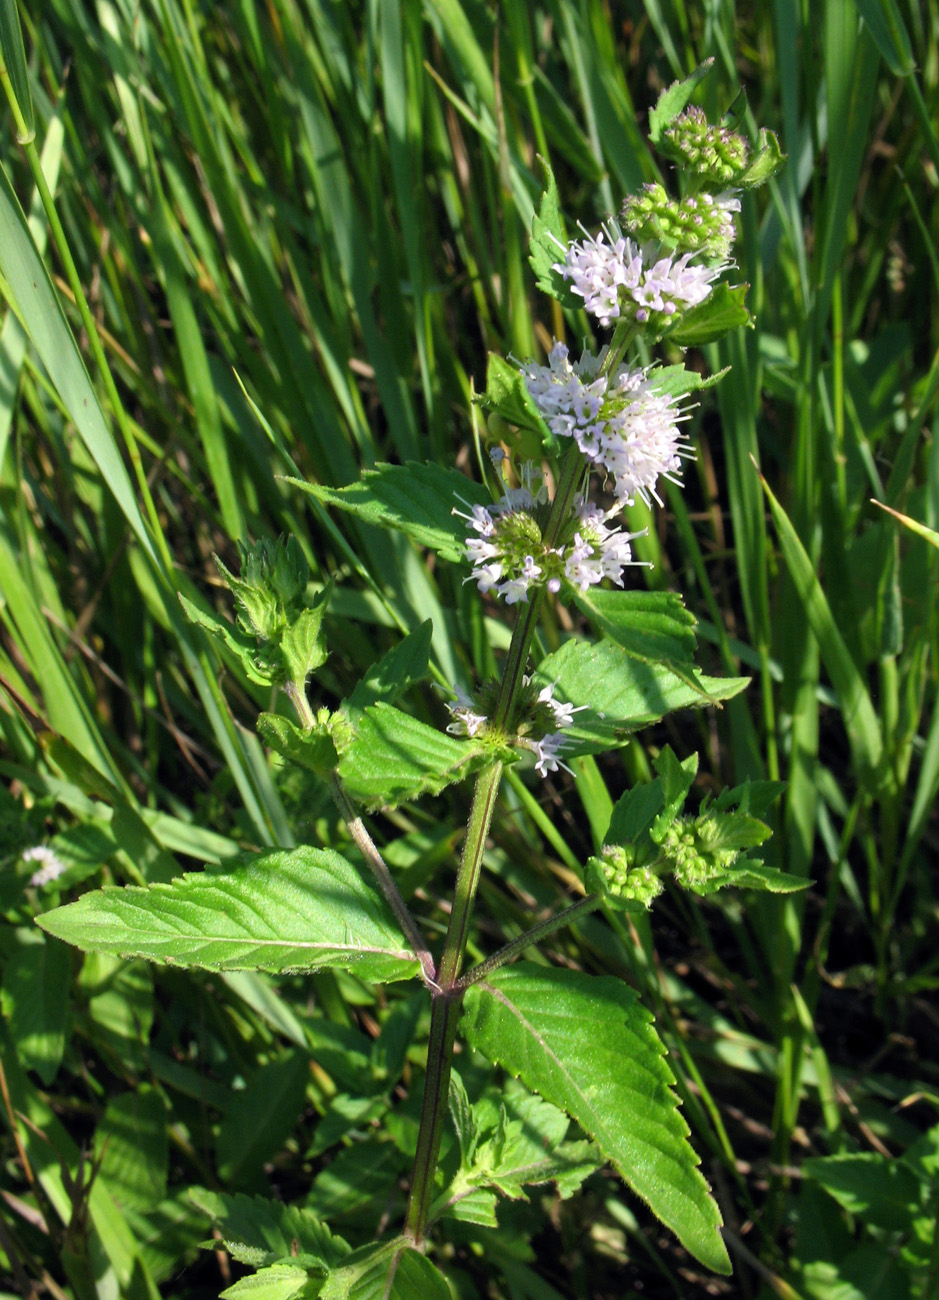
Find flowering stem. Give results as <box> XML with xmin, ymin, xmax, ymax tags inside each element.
<box><xmin>598</xmin><ymin>318</ymin><xmax>635</xmax><ymax>381</ymax></box>
<box><xmin>406</xmin><ymin>431</ymin><xmax>590</xmax><ymax>1242</ymax></box>
<box><xmin>453</xmin><ymin>893</ymin><xmax>601</xmax><ymax>991</ymax></box>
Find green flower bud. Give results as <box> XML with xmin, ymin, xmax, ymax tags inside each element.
<box><xmin>216</xmin><ymin>537</ymin><xmax>310</xmax><ymax>642</ymax></box>
<box><xmin>589</xmin><ymin>845</ymin><xmax>664</xmax><ymax>909</ymax></box>
<box><xmin>660</xmin><ymin>817</ymin><xmax>741</xmax><ymax>888</ymax></box>
<box><xmin>621</xmin><ymin>183</ymin><xmax>738</xmax><ymax>261</ymax></box>
<box><xmin>660</xmin><ymin>106</ymin><xmax>750</xmax><ymax>187</ymax></box>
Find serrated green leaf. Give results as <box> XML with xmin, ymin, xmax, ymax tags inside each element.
<box><xmin>0</xmin><ymin>935</ymin><xmax>71</xmax><ymax>1084</ymax></box>
<box><xmin>337</xmin><ymin>703</ymin><xmax>496</xmax><ymax>810</ymax></box>
<box><xmin>534</xmin><ymin>640</ymin><xmax>749</xmax><ymax>755</ymax></box>
<box><xmin>37</xmin><ymin>848</ymin><xmax>420</xmax><ymax>983</ymax></box>
<box><xmin>462</xmin><ymin>964</ymin><xmax>731</xmax><ymax>1274</ymax></box>
<box><xmin>258</xmin><ymin>713</ymin><xmax>339</xmax><ymax>777</ymax></box>
<box><xmin>459</xmin><ymin>1090</ymin><xmax>598</xmax><ymax>1205</ymax></box>
<box><xmin>646</xmin><ymin>362</ymin><xmax>729</xmax><ymax>400</ymax></box>
<box><xmin>663</xmin><ymin>283</ymin><xmax>751</xmax><ymax>347</ymax></box>
<box><xmin>605</xmin><ymin>780</ymin><xmax>665</xmax><ymax>847</ymax></box>
<box><xmin>179</xmin><ymin>591</ymin><xmax>272</xmax><ymax>685</ymax></box>
<box><xmin>308</xmin><ymin>1141</ymin><xmax>408</xmax><ymax>1224</ymax></box>
<box><xmin>713</xmin><ymin>779</ymin><xmax>787</xmax><ymax>820</ymax></box>
<box><xmin>474</xmin><ymin>1105</ymin><xmax>598</xmax><ymax>1202</ymax></box>
<box><xmin>448</xmin><ymin>1070</ymin><xmax>478</xmax><ymax>1166</ymax></box>
<box><xmin>287</xmin><ymin>464</ymin><xmax>490</xmax><ymax>563</ymax></box>
<box><xmin>695</xmin><ymin>811</ymin><xmax>770</xmax><ymax>853</ymax></box>
<box><xmin>321</xmin><ymin>1238</ymin><xmax>451</xmax><ymax>1300</ymax></box>
<box><xmin>648</xmin><ymin>60</ymin><xmax>714</xmax><ymax>145</ymax></box>
<box><xmin>479</xmin><ymin>353</ymin><xmax>560</xmax><ymax>458</ymax></box>
<box><xmin>190</xmin><ymin>1189</ymin><xmax>350</xmax><ymax>1272</ymax></box>
<box><xmin>652</xmin><ymin>747</ymin><xmax>699</xmax><ymax>840</ymax></box>
<box><xmin>528</xmin><ymin>158</ymin><xmax>578</xmax><ymax>306</ymax></box>
<box><xmin>690</xmin><ymin>863</ymin><xmax>809</xmax><ymax>896</ymax></box>
<box><xmin>444</xmin><ymin>1187</ymin><xmax>500</xmax><ymax>1227</ymax></box>
<box><xmin>345</xmin><ymin>621</ymin><xmax>433</xmax><ymax>719</ymax></box>
<box><xmin>281</xmin><ymin>602</ymin><xmax>330</xmax><ymax>689</ymax></box>
<box><xmin>572</xmin><ymin>588</ymin><xmax>698</xmax><ymax>666</ymax></box>
<box><xmin>220</xmin><ymin>1264</ymin><xmax>311</xmax><ymax>1300</ymax></box>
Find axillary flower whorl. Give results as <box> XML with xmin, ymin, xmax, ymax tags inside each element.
<box><xmin>521</xmin><ymin>341</ymin><xmax>693</xmax><ymax>508</ymax></box>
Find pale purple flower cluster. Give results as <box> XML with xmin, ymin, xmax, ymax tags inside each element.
<box><xmin>552</xmin><ymin>225</ymin><xmax>727</xmax><ymax>326</ymax></box>
<box><xmin>562</xmin><ymin>501</ymin><xmax>642</xmax><ymax>591</ymax></box>
<box><xmin>524</xmin><ymin>682</ymin><xmax>587</xmax><ymax>777</ymax></box>
<box><xmin>446</xmin><ymin>677</ymin><xmax>583</xmax><ymax>779</ymax></box>
<box><xmin>455</xmin><ymin>486</ymin><xmax>642</xmax><ymax>605</ymax></box>
<box><xmin>455</xmin><ymin>487</ymin><xmax>542</xmax><ymax>605</ymax></box>
<box><xmin>521</xmin><ymin>341</ymin><xmax>691</xmax><ymax>507</ymax></box>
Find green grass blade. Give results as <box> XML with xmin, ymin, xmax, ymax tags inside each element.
<box><xmin>758</xmin><ymin>466</ymin><xmax>883</xmax><ymax>782</ymax></box>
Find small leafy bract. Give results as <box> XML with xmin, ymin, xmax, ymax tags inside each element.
<box><xmin>528</xmin><ymin>157</ymin><xmax>578</xmax><ymax>307</ymax></box>
<box><xmin>191</xmin><ymin>1189</ymin><xmax>350</xmax><ymax>1272</ymax></box>
<box><xmin>37</xmin><ymin>848</ymin><xmax>420</xmax><ymax>983</ymax></box>
<box><xmin>648</xmin><ymin>60</ymin><xmax>715</xmax><ymax>146</ymax></box>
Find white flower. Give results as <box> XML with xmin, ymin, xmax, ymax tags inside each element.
<box><xmin>536</xmin><ymin>681</ymin><xmax>586</xmax><ymax>731</ymax></box>
<box><xmin>551</xmin><ymin>227</ymin><xmax>644</xmax><ymax>326</ymax></box>
<box><xmin>23</xmin><ymin>844</ymin><xmax>68</xmax><ymax>887</ymax></box>
<box><xmin>529</xmin><ymin>732</ymin><xmax>572</xmax><ymax>778</ymax></box>
<box><xmin>446</xmin><ymin>687</ymin><xmax>488</xmax><ymax>738</ymax></box>
<box><xmin>498</xmin><ymin>554</ymin><xmax>540</xmax><ymax>604</ymax></box>
<box><xmin>553</xmin><ymin>223</ymin><xmax>729</xmax><ymax>327</ymax></box>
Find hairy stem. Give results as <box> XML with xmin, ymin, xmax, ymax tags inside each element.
<box><xmin>404</xmin><ymin>761</ymin><xmax>503</xmax><ymax>1242</ymax></box>
<box><xmin>283</xmin><ymin>680</ymin><xmax>437</xmax><ymax>987</ymax></box>
<box><xmin>454</xmin><ymin>893</ymin><xmax>601</xmax><ymax>991</ymax></box>
<box><xmin>329</xmin><ymin>774</ymin><xmax>438</xmax><ymax>990</ymax></box>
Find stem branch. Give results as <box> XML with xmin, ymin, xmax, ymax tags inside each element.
<box><xmin>454</xmin><ymin>893</ymin><xmax>601</xmax><ymax>991</ymax></box>
<box><xmin>329</xmin><ymin>774</ymin><xmax>438</xmax><ymax>990</ymax></box>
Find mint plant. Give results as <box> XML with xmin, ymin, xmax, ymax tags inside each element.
<box><xmin>38</xmin><ymin>65</ymin><xmax>796</xmax><ymax>1295</ymax></box>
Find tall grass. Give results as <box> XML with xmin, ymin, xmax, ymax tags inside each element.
<box><xmin>1</xmin><ymin>1</ymin><xmax>937</xmax><ymax>1295</ymax></box>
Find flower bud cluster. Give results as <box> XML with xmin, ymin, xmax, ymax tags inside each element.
<box><xmin>621</xmin><ymin>183</ymin><xmax>739</xmax><ymax>262</ymax></box>
<box><xmin>455</xmin><ymin>468</ymin><xmax>644</xmax><ymax>606</ymax></box>
<box><xmin>446</xmin><ymin>676</ymin><xmax>584</xmax><ymax>778</ymax></box>
<box><xmin>659</xmin><ymin>818</ymin><xmax>739</xmax><ymax>888</ymax></box>
<box><xmin>589</xmin><ymin>844</ymin><xmax>664</xmax><ymax>908</ymax></box>
<box><xmin>521</xmin><ymin>341</ymin><xmax>691</xmax><ymax>507</ymax></box>
<box><xmin>552</xmin><ymin>224</ymin><xmax>729</xmax><ymax>330</ymax></box>
<box><xmin>661</xmin><ymin>105</ymin><xmax>750</xmax><ymax>186</ymax></box>
<box><xmin>217</xmin><ymin>536</ymin><xmax>310</xmax><ymax>643</ymax></box>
